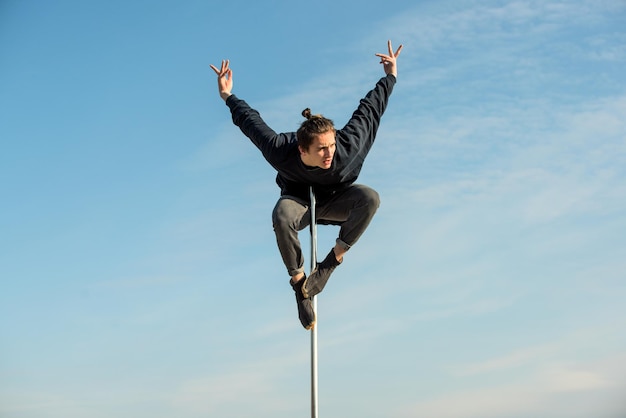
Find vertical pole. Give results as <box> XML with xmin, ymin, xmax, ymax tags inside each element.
<box><xmin>309</xmin><ymin>186</ymin><xmax>319</xmax><ymax>418</ymax></box>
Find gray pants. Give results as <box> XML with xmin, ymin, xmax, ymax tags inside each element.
<box><xmin>272</xmin><ymin>184</ymin><xmax>380</xmax><ymax>277</ymax></box>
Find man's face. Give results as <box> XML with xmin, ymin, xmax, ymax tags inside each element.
<box><xmin>299</xmin><ymin>131</ymin><xmax>336</xmax><ymax>169</ymax></box>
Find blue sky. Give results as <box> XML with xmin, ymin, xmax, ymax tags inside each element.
<box><xmin>1</xmin><ymin>0</ymin><xmax>625</xmax><ymax>417</ymax></box>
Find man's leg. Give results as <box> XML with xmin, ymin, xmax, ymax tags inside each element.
<box><xmin>272</xmin><ymin>196</ymin><xmax>316</xmax><ymax>329</ymax></box>
<box><xmin>302</xmin><ymin>184</ymin><xmax>380</xmax><ymax>298</ymax></box>
<box><xmin>272</xmin><ymin>196</ymin><xmax>311</xmax><ymax>280</ymax></box>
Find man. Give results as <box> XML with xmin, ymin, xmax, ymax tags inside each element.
<box><xmin>210</xmin><ymin>40</ymin><xmax>402</xmax><ymax>330</ymax></box>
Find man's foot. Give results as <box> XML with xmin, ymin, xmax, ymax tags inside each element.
<box><xmin>302</xmin><ymin>248</ymin><xmax>342</xmax><ymax>299</ymax></box>
<box><xmin>291</xmin><ymin>277</ymin><xmax>316</xmax><ymax>330</ymax></box>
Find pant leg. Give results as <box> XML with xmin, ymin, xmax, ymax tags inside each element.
<box><xmin>316</xmin><ymin>184</ymin><xmax>380</xmax><ymax>250</ymax></box>
<box><xmin>272</xmin><ymin>196</ymin><xmax>311</xmax><ymax>277</ymax></box>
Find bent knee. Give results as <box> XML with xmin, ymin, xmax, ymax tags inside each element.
<box><xmin>272</xmin><ymin>197</ymin><xmax>307</xmax><ymax>229</ymax></box>
<box><xmin>359</xmin><ymin>186</ymin><xmax>380</xmax><ymax>211</ymax></box>
<box><xmin>368</xmin><ymin>189</ymin><xmax>381</xmax><ymax>208</ymax></box>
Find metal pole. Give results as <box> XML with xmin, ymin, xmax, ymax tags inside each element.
<box><xmin>309</xmin><ymin>186</ymin><xmax>319</xmax><ymax>418</ymax></box>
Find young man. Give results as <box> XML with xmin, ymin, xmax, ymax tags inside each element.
<box><xmin>210</xmin><ymin>40</ymin><xmax>402</xmax><ymax>330</ymax></box>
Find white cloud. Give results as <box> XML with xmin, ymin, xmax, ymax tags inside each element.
<box><xmin>398</xmin><ymin>343</ymin><xmax>626</xmax><ymax>418</ymax></box>
<box><xmin>450</xmin><ymin>343</ymin><xmax>559</xmax><ymax>376</ymax></box>
<box><xmin>168</xmin><ymin>349</ymin><xmax>310</xmax><ymax>417</ymax></box>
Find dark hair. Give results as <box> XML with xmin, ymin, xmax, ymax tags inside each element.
<box><xmin>296</xmin><ymin>108</ymin><xmax>335</xmax><ymax>150</ymax></box>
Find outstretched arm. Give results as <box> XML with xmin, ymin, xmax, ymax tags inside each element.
<box><xmin>209</xmin><ymin>59</ymin><xmax>233</xmax><ymax>101</ymax></box>
<box><xmin>336</xmin><ymin>40</ymin><xmax>403</xmax><ymax>153</ymax></box>
<box><xmin>375</xmin><ymin>40</ymin><xmax>403</xmax><ymax>77</ymax></box>
<box><xmin>210</xmin><ymin>59</ymin><xmax>294</xmax><ymax>164</ymax></box>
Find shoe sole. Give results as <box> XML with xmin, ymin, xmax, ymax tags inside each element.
<box><xmin>294</xmin><ymin>279</ymin><xmax>316</xmax><ymax>330</ymax></box>
<box><xmin>302</xmin><ymin>268</ymin><xmax>328</xmax><ymax>299</ymax></box>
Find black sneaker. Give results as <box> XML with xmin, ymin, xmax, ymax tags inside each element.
<box><xmin>291</xmin><ymin>277</ymin><xmax>316</xmax><ymax>330</ymax></box>
<box><xmin>302</xmin><ymin>248</ymin><xmax>342</xmax><ymax>299</ymax></box>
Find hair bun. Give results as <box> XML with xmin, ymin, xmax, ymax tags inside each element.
<box><xmin>302</xmin><ymin>108</ymin><xmax>312</xmax><ymax>119</ymax></box>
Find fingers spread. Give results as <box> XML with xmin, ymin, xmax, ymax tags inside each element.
<box><xmin>379</xmin><ymin>40</ymin><xmax>403</xmax><ymax>61</ymax></box>
<box><xmin>210</xmin><ymin>60</ymin><xmax>231</xmax><ymax>77</ymax></box>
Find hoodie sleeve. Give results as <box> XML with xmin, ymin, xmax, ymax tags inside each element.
<box><xmin>336</xmin><ymin>74</ymin><xmax>396</xmax><ymax>155</ymax></box>
<box><xmin>225</xmin><ymin>94</ymin><xmax>296</xmax><ymax>164</ymax></box>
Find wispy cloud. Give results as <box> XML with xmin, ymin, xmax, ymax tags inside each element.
<box><xmin>168</xmin><ymin>347</ymin><xmax>311</xmax><ymax>417</ymax></box>
<box><xmin>398</xmin><ymin>327</ymin><xmax>626</xmax><ymax>417</ymax></box>
<box><xmin>406</xmin><ymin>356</ymin><xmax>625</xmax><ymax>417</ymax></box>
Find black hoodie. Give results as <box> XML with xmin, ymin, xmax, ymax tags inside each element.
<box><xmin>225</xmin><ymin>74</ymin><xmax>396</xmax><ymax>204</ymax></box>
